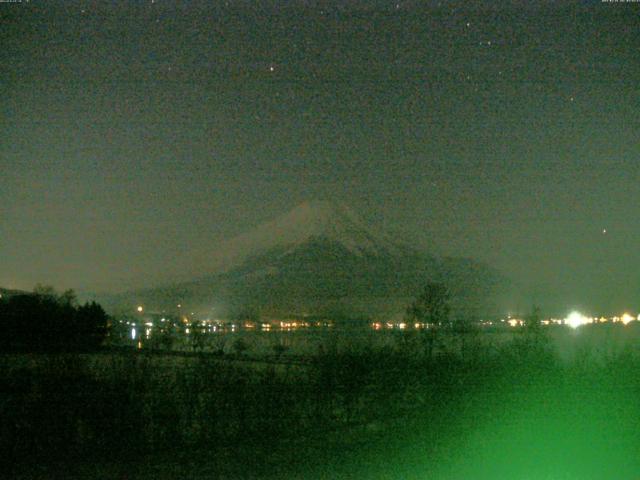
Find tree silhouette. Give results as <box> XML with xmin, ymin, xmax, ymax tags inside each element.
<box><xmin>524</xmin><ymin>305</ymin><xmax>542</xmax><ymax>333</ymax></box>
<box><xmin>0</xmin><ymin>286</ymin><xmax>109</xmax><ymax>352</ymax></box>
<box><xmin>406</xmin><ymin>282</ymin><xmax>451</xmax><ymax>327</ymax></box>
<box><xmin>74</xmin><ymin>301</ymin><xmax>109</xmax><ymax>349</ymax></box>
<box><xmin>406</xmin><ymin>282</ymin><xmax>451</xmax><ymax>359</ymax></box>
<box><xmin>232</xmin><ymin>337</ymin><xmax>250</xmax><ymax>356</ymax></box>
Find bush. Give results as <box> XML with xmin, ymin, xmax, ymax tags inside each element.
<box><xmin>0</xmin><ymin>289</ymin><xmax>108</xmax><ymax>352</ymax></box>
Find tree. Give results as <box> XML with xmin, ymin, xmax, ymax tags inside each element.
<box><xmin>451</xmin><ymin>313</ymin><xmax>480</xmax><ymax>360</ymax></box>
<box><xmin>511</xmin><ymin>305</ymin><xmax>553</xmax><ymax>371</ymax></box>
<box><xmin>232</xmin><ymin>337</ymin><xmax>249</xmax><ymax>356</ymax></box>
<box><xmin>33</xmin><ymin>284</ymin><xmax>57</xmax><ymax>299</ymax></box>
<box><xmin>189</xmin><ymin>321</ymin><xmax>207</xmax><ymax>353</ymax></box>
<box><xmin>272</xmin><ymin>342</ymin><xmax>289</xmax><ymax>358</ymax></box>
<box><xmin>522</xmin><ymin>305</ymin><xmax>548</xmax><ymax>352</ymax></box>
<box><xmin>406</xmin><ymin>282</ymin><xmax>451</xmax><ymax>360</ymax></box>
<box><xmin>210</xmin><ymin>331</ymin><xmax>228</xmax><ymax>356</ymax></box>
<box><xmin>524</xmin><ymin>305</ymin><xmax>542</xmax><ymax>333</ymax></box>
<box><xmin>59</xmin><ymin>289</ymin><xmax>78</xmax><ymax>307</ymax></box>
<box><xmin>406</xmin><ymin>282</ymin><xmax>451</xmax><ymax>327</ymax></box>
<box><xmin>74</xmin><ymin>301</ymin><xmax>109</xmax><ymax>349</ymax></box>
<box><xmin>0</xmin><ymin>287</ymin><xmax>108</xmax><ymax>352</ymax></box>
<box><xmin>159</xmin><ymin>326</ymin><xmax>177</xmax><ymax>351</ymax></box>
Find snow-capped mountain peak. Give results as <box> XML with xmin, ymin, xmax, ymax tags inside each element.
<box><xmin>192</xmin><ymin>201</ymin><xmax>403</xmax><ymax>275</ymax></box>
<box><xmin>244</xmin><ymin>200</ymin><xmax>391</xmax><ymax>255</ymax></box>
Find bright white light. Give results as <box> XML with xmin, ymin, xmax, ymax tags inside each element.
<box><xmin>131</xmin><ymin>328</ymin><xmax>136</xmax><ymax>340</ymax></box>
<box><xmin>137</xmin><ymin>306</ymin><xmax>143</xmax><ymax>313</ymax></box>
<box><xmin>566</xmin><ymin>311</ymin><xmax>588</xmax><ymax>329</ymax></box>
<box><xmin>621</xmin><ymin>313</ymin><xmax>634</xmax><ymax>326</ymax></box>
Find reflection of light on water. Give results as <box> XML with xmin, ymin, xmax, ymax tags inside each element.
<box><xmin>129</xmin><ymin>307</ymin><xmax>640</xmax><ymax>350</ymax></box>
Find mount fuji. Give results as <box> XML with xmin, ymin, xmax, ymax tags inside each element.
<box><xmin>109</xmin><ymin>201</ymin><xmax>505</xmax><ymax>320</ymax></box>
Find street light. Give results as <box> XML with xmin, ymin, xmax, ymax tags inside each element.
<box><xmin>566</xmin><ymin>311</ymin><xmax>587</xmax><ymax>329</ymax></box>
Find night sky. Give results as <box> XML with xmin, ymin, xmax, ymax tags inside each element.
<box><xmin>2</xmin><ymin>0</ymin><xmax>639</xmax><ymax>315</ymax></box>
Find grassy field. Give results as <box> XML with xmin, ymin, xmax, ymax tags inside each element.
<box><xmin>3</xmin><ymin>324</ymin><xmax>640</xmax><ymax>479</ymax></box>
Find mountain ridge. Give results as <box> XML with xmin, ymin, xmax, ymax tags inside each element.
<box><xmin>194</xmin><ymin>200</ymin><xmax>412</xmax><ymax>274</ymax></box>
<box><xmin>101</xmin><ymin>201</ymin><xmax>507</xmax><ymax>319</ymax></box>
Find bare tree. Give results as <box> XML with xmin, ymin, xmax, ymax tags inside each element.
<box><xmin>406</xmin><ymin>282</ymin><xmax>451</xmax><ymax>360</ymax></box>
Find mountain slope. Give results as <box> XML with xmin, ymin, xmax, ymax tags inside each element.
<box><xmin>186</xmin><ymin>201</ymin><xmax>410</xmax><ymax>276</ymax></box>
<box><xmin>107</xmin><ymin>201</ymin><xmax>506</xmax><ymax>320</ymax></box>
<box><xmin>231</xmin><ymin>200</ymin><xmax>403</xmax><ymax>256</ymax></box>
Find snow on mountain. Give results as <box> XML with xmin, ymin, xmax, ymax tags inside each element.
<box><xmin>192</xmin><ymin>201</ymin><xmax>407</xmax><ymax>276</ymax></box>
<box><xmin>106</xmin><ymin>201</ymin><xmax>506</xmax><ymax>319</ymax></box>
<box><xmin>232</xmin><ymin>200</ymin><xmax>400</xmax><ymax>256</ymax></box>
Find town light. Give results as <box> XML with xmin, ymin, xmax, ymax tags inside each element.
<box><xmin>566</xmin><ymin>311</ymin><xmax>587</xmax><ymax>329</ymax></box>
<box><xmin>137</xmin><ymin>305</ymin><xmax>143</xmax><ymax>313</ymax></box>
<box><xmin>621</xmin><ymin>313</ymin><xmax>634</xmax><ymax>325</ymax></box>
